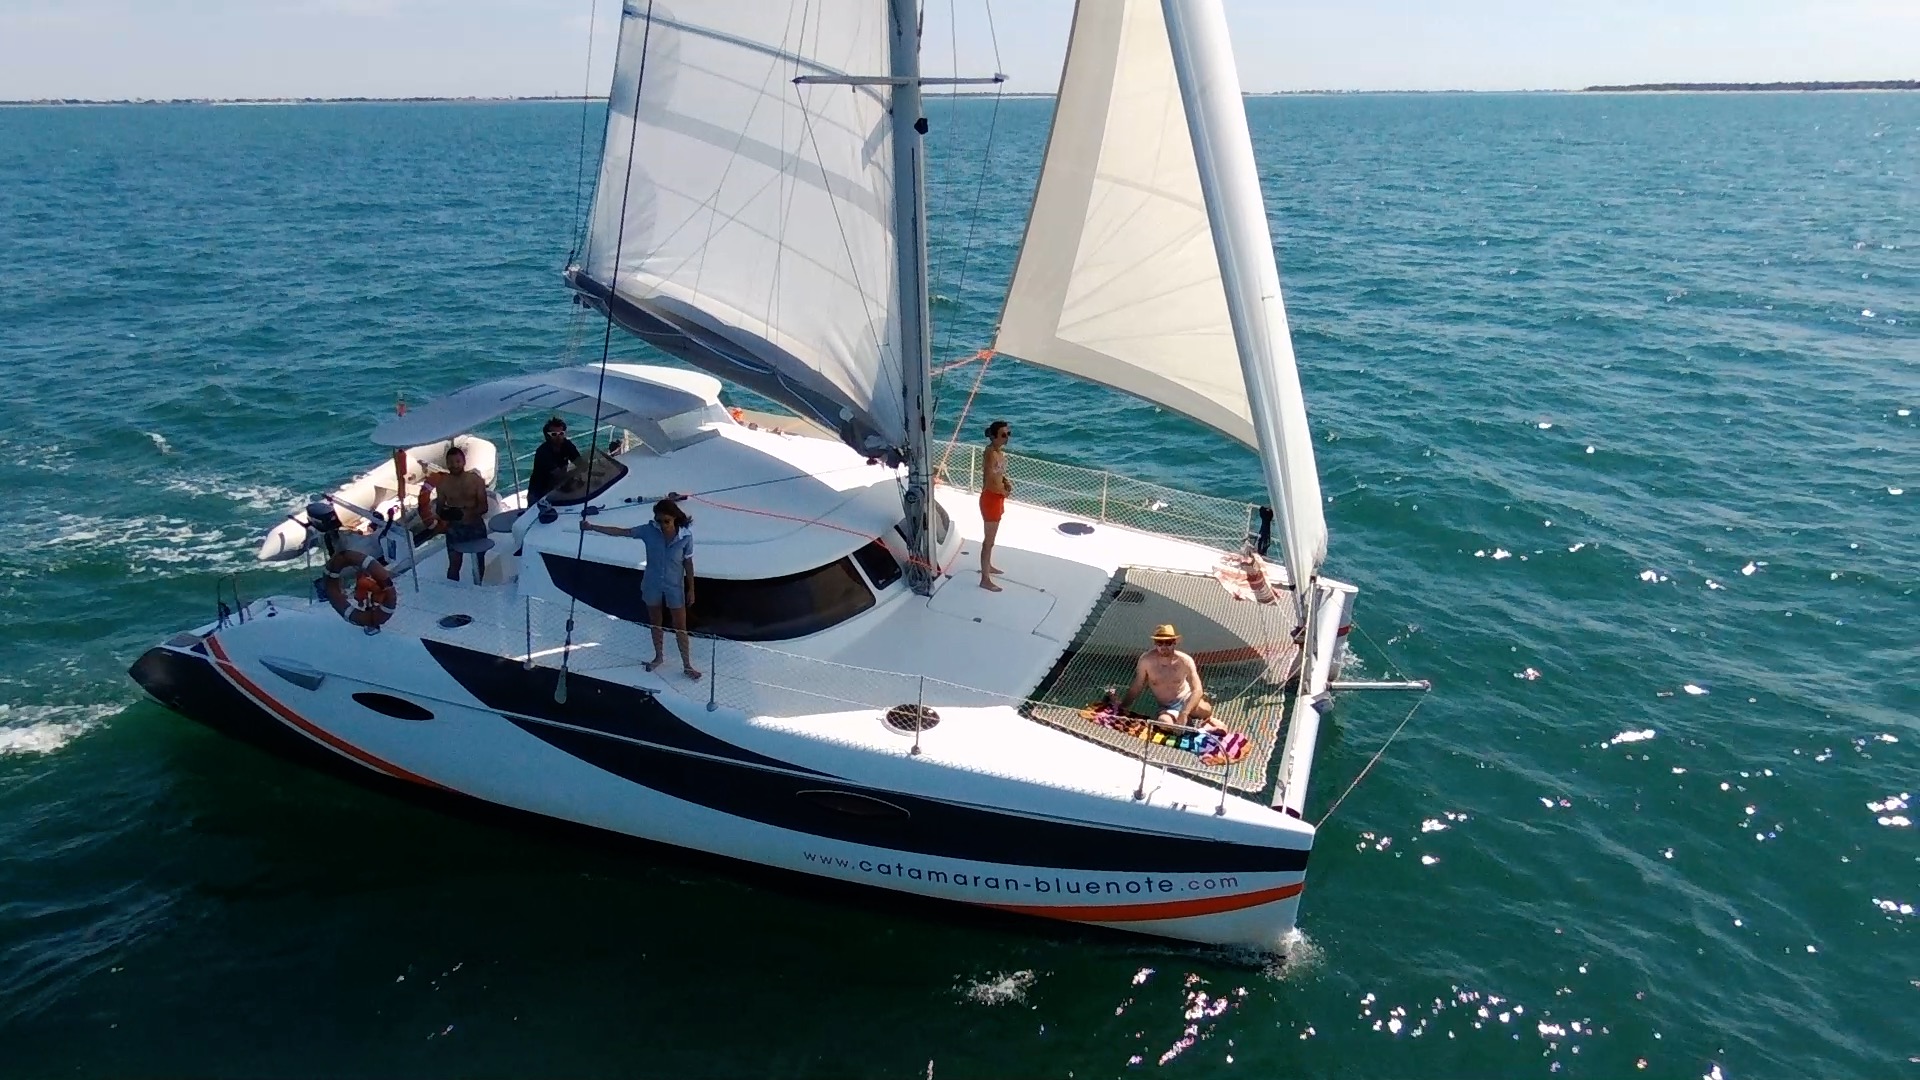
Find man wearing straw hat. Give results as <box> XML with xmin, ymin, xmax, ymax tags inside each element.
<box><xmin>1125</xmin><ymin>623</ymin><xmax>1212</xmax><ymax>730</ymax></box>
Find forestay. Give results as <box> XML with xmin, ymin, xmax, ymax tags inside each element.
<box><xmin>994</xmin><ymin>0</ymin><xmax>1326</xmax><ymax>581</ymax></box>
<box><xmin>575</xmin><ymin>1</ymin><xmax>906</xmax><ymax>457</ymax></box>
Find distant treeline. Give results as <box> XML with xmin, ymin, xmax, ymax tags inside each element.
<box><xmin>1583</xmin><ymin>80</ymin><xmax>1919</xmax><ymax>93</ymax></box>
<box><xmin>0</xmin><ymin>95</ymin><xmax>604</xmax><ymax>106</ymax></box>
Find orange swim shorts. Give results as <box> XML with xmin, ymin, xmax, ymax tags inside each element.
<box><xmin>979</xmin><ymin>491</ymin><xmax>1006</xmax><ymax>523</ymax></box>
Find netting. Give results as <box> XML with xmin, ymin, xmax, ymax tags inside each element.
<box><xmin>1023</xmin><ymin>567</ymin><xmax>1299</xmax><ymax>792</ymax></box>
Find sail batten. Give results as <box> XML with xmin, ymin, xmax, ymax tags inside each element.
<box><xmin>994</xmin><ymin>0</ymin><xmax>1326</xmax><ymax>581</ymax></box>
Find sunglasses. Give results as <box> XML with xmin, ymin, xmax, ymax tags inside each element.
<box><xmin>1154</xmin><ymin>640</ymin><xmax>1177</xmax><ymax>647</ymax></box>
<box><xmin>545</xmin><ymin>429</ymin><xmax>567</xmax><ymax>436</ymax></box>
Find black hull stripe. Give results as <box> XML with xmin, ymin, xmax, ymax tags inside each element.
<box><xmin>503</xmin><ymin>717</ymin><xmax>1309</xmax><ymax>874</ymax></box>
<box><xmin>422</xmin><ymin>639</ymin><xmax>820</xmax><ymax>774</ymax></box>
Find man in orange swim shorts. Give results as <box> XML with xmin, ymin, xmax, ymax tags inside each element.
<box><xmin>979</xmin><ymin>420</ymin><xmax>1011</xmax><ymax>591</ymax></box>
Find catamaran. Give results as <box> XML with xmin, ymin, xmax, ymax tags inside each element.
<box><xmin>130</xmin><ymin>0</ymin><xmax>1396</xmax><ymax>948</ymax></box>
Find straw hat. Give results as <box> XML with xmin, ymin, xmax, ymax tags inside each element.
<box><xmin>1151</xmin><ymin>624</ymin><xmax>1179</xmax><ymax>642</ymax></box>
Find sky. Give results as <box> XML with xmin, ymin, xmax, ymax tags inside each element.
<box><xmin>0</xmin><ymin>0</ymin><xmax>1915</xmax><ymax>101</ymax></box>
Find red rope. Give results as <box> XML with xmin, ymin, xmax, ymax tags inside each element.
<box><xmin>935</xmin><ymin>348</ymin><xmax>995</xmax><ymax>484</ymax></box>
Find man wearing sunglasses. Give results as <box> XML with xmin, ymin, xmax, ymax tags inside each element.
<box><xmin>581</xmin><ymin>499</ymin><xmax>700</xmax><ymax>680</ymax></box>
<box><xmin>1123</xmin><ymin>623</ymin><xmax>1212</xmax><ymax>731</ymax></box>
<box><xmin>528</xmin><ymin>416</ymin><xmax>581</xmax><ymax>505</ymax></box>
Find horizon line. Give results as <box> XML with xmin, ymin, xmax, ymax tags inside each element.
<box><xmin>5</xmin><ymin>79</ymin><xmax>1916</xmax><ymax>107</ymax></box>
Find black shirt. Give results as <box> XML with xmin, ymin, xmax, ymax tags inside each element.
<box><xmin>529</xmin><ymin>436</ymin><xmax>581</xmax><ymax>502</ymax></box>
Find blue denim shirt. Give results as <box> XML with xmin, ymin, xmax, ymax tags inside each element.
<box><xmin>635</xmin><ymin>520</ymin><xmax>692</xmax><ymax>583</ymax></box>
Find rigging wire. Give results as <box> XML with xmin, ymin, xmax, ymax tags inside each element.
<box><xmin>1311</xmin><ymin>613</ymin><xmax>1428</xmax><ymax>825</ymax></box>
<box><xmin>568</xmin><ymin>0</ymin><xmax>605</xmax><ymax>262</ymax></box>
<box><xmin>557</xmin><ymin>0</ymin><xmax>656</xmax><ymax>702</ymax></box>
<box><xmin>1314</xmin><ymin>692</ymin><xmax>1428</xmax><ymax>828</ymax></box>
<box><xmin>929</xmin><ymin>0</ymin><xmax>1008</xmax><ymax>466</ymax></box>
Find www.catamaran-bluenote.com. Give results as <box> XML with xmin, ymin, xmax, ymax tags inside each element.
<box><xmin>802</xmin><ymin>852</ymin><xmax>1239</xmax><ymax>894</ymax></box>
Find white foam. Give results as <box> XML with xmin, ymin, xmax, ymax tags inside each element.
<box><xmin>1492</xmin><ymin>548</ymin><xmax>1511</xmax><ymax>560</ymax></box>
<box><xmin>1899</xmin><ymin>409</ymin><xmax>1912</xmax><ymax>417</ymax></box>
<box><xmin>145</xmin><ymin>431</ymin><xmax>173</xmax><ymax>454</ymax></box>
<box><xmin>1537</xmin><ymin>421</ymin><xmax>1553</xmax><ymax>430</ymax></box>
<box><xmin>1889</xmin><ymin>487</ymin><xmax>1905</xmax><ymax>496</ymax></box>
<box><xmin>1682</xmin><ymin>684</ymin><xmax>1708</xmax><ymax>696</ymax></box>
<box><xmin>1607</xmin><ymin>729</ymin><xmax>1656</xmax><ymax>747</ymax></box>
<box><xmin>961</xmin><ymin>969</ymin><xmax>1036</xmax><ymax>1006</ymax></box>
<box><xmin>0</xmin><ymin>703</ymin><xmax>121</xmax><ymax>757</ymax></box>
<box><xmin>1741</xmin><ymin>562</ymin><xmax>1759</xmax><ymax>576</ymax></box>
<box><xmin>1568</xmin><ymin>542</ymin><xmax>1585</xmax><ymax>553</ymax></box>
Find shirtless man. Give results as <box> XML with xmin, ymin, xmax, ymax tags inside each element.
<box><xmin>1125</xmin><ymin>624</ymin><xmax>1214</xmax><ymax>730</ymax></box>
<box><xmin>434</xmin><ymin>445</ymin><xmax>490</xmax><ymax>583</ymax></box>
<box><xmin>978</xmin><ymin>420</ymin><xmax>1012</xmax><ymax>591</ymax></box>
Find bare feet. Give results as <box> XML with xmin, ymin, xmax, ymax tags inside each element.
<box><xmin>644</xmin><ymin>656</ymin><xmax>664</xmax><ymax>672</ymax></box>
<box><xmin>979</xmin><ymin>577</ymin><xmax>1003</xmax><ymax>592</ymax></box>
<box><xmin>987</xmin><ymin>565</ymin><xmax>1006</xmax><ymax>575</ymax></box>
<box><xmin>683</xmin><ymin>665</ymin><xmax>703</xmax><ymax>681</ymax></box>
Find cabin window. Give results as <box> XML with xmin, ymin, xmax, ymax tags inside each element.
<box><xmin>541</xmin><ymin>552</ymin><xmax>875</xmax><ymax>641</ymax></box>
<box><xmin>542</xmin><ymin>449</ymin><xmax>628</xmax><ymax>507</ymax></box>
<box><xmin>852</xmin><ymin>539</ymin><xmax>902</xmax><ymax>591</ymax></box>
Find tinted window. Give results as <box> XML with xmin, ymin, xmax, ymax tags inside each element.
<box><xmin>852</xmin><ymin>539</ymin><xmax>902</xmax><ymax>591</ymax></box>
<box><xmin>542</xmin><ymin>553</ymin><xmax>875</xmax><ymax>642</ymax></box>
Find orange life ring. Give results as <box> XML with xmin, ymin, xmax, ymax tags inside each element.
<box><xmin>324</xmin><ymin>550</ymin><xmax>399</xmax><ymax>630</ymax></box>
<box><xmin>415</xmin><ymin>476</ymin><xmax>440</xmax><ymax>532</ymax></box>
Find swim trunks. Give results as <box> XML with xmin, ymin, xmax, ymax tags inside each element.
<box><xmin>979</xmin><ymin>491</ymin><xmax>1006</xmax><ymax>523</ymax></box>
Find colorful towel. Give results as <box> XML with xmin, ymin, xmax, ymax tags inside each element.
<box><xmin>1077</xmin><ymin>701</ymin><xmax>1250</xmax><ymax>767</ymax></box>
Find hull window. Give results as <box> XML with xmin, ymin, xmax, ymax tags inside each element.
<box><xmin>542</xmin><ymin>553</ymin><xmax>875</xmax><ymax>641</ymax></box>
<box><xmin>351</xmin><ymin>692</ymin><xmax>435</xmax><ymax>722</ymax></box>
<box><xmin>853</xmin><ymin>539</ymin><xmax>902</xmax><ymax>591</ymax></box>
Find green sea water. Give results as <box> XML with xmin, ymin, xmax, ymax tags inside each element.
<box><xmin>0</xmin><ymin>93</ymin><xmax>1914</xmax><ymax>1078</ymax></box>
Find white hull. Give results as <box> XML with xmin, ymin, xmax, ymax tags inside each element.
<box><xmin>135</xmin><ymin>595</ymin><xmax>1313</xmax><ymax>946</ymax></box>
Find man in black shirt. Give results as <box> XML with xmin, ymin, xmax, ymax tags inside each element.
<box><xmin>528</xmin><ymin>416</ymin><xmax>580</xmax><ymax>504</ymax></box>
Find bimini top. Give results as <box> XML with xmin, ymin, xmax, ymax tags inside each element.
<box><xmin>371</xmin><ymin>364</ymin><xmax>724</xmax><ymax>449</ymax></box>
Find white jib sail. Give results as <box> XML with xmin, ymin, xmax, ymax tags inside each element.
<box><xmin>581</xmin><ymin>2</ymin><xmax>907</xmax><ymax>448</ymax></box>
<box><xmin>994</xmin><ymin>0</ymin><xmax>1327</xmax><ymax>581</ymax></box>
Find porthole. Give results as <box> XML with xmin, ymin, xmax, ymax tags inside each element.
<box><xmin>351</xmin><ymin>692</ymin><xmax>434</xmax><ymax>722</ymax></box>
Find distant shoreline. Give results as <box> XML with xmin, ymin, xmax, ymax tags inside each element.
<box><xmin>1581</xmin><ymin>80</ymin><xmax>1918</xmax><ymax>93</ymax></box>
<box><xmin>5</xmin><ymin>82</ymin><xmax>1916</xmax><ymax>106</ymax></box>
<box><xmin>0</xmin><ymin>95</ymin><xmax>607</xmax><ymax>107</ymax></box>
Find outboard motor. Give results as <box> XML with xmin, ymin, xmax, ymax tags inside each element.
<box><xmin>308</xmin><ymin>498</ymin><xmax>346</xmax><ymax>558</ymax></box>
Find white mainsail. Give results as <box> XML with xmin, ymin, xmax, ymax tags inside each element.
<box><xmin>994</xmin><ymin>0</ymin><xmax>1327</xmax><ymax>583</ymax></box>
<box><xmin>578</xmin><ymin>2</ymin><xmax>906</xmax><ymax>454</ymax></box>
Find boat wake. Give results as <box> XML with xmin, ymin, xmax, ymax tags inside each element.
<box><xmin>0</xmin><ymin>703</ymin><xmax>122</xmax><ymax>758</ymax></box>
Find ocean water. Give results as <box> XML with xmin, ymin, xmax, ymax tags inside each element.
<box><xmin>0</xmin><ymin>92</ymin><xmax>1913</xmax><ymax>1078</ymax></box>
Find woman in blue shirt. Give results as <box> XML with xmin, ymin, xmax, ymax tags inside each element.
<box><xmin>582</xmin><ymin>499</ymin><xmax>700</xmax><ymax>679</ymax></box>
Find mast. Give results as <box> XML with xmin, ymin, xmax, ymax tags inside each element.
<box><xmin>891</xmin><ymin>0</ymin><xmax>938</xmax><ymax>595</ymax></box>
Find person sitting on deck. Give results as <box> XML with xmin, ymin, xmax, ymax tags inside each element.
<box><xmin>581</xmin><ymin>498</ymin><xmax>701</xmax><ymax>681</ymax></box>
<box><xmin>434</xmin><ymin>445</ymin><xmax>492</xmax><ymax>584</ymax></box>
<box><xmin>528</xmin><ymin>416</ymin><xmax>580</xmax><ymax>505</ymax></box>
<box><xmin>1124</xmin><ymin>623</ymin><xmax>1215</xmax><ymax>731</ymax></box>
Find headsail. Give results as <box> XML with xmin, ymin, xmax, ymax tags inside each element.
<box><xmin>994</xmin><ymin>0</ymin><xmax>1327</xmax><ymax>582</ymax></box>
<box><xmin>571</xmin><ymin>2</ymin><xmax>906</xmax><ymax>458</ymax></box>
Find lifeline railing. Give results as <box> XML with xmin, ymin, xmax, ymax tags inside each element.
<box><xmin>940</xmin><ymin>446</ymin><xmax>1260</xmax><ymax>551</ymax></box>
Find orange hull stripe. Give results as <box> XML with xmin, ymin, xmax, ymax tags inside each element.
<box><xmin>986</xmin><ymin>881</ymin><xmax>1303</xmax><ymax>923</ymax></box>
<box><xmin>205</xmin><ymin>637</ymin><xmax>447</xmax><ymax>791</ymax></box>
